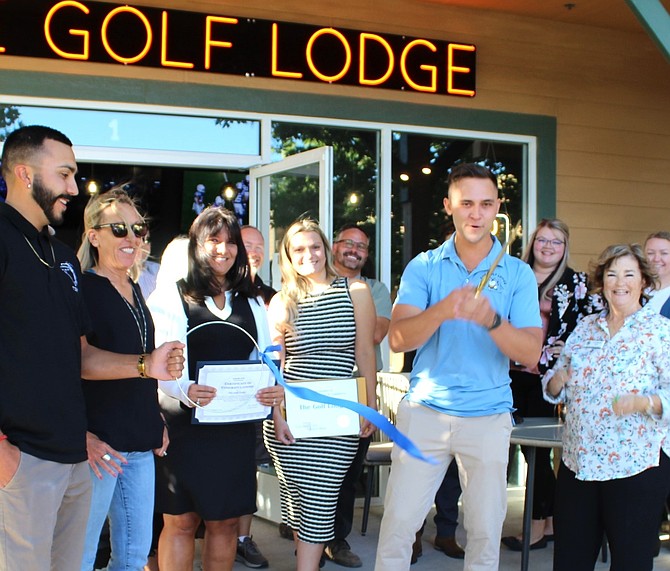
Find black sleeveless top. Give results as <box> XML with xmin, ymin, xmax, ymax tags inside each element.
<box><xmin>185</xmin><ymin>292</ymin><xmax>258</xmax><ymax>380</ymax></box>
<box><xmin>159</xmin><ymin>283</ymin><xmax>259</xmax><ymax>427</ymax></box>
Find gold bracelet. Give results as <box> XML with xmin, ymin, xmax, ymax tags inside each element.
<box><xmin>137</xmin><ymin>353</ymin><xmax>149</xmax><ymax>379</ymax></box>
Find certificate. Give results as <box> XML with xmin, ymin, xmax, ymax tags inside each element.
<box><xmin>193</xmin><ymin>360</ymin><xmax>276</xmax><ymax>424</ymax></box>
<box><xmin>284</xmin><ymin>377</ymin><xmax>366</xmax><ymax>439</ymax></box>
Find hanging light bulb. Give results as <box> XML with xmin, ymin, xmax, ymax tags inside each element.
<box><xmin>87</xmin><ymin>180</ymin><xmax>99</xmax><ymax>195</ymax></box>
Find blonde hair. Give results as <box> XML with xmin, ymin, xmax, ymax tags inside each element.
<box><xmin>644</xmin><ymin>231</ymin><xmax>670</xmax><ymax>246</ymax></box>
<box><xmin>77</xmin><ymin>188</ymin><xmax>144</xmax><ymax>282</ymax></box>
<box><xmin>523</xmin><ymin>218</ymin><xmax>571</xmax><ymax>300</ymax></box>
<box><xmin>277</xmin><ymin>218</ymin><xmax>337</xmax><ymax>333</ymax></box>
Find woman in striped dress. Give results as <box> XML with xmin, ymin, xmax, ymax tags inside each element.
<box><xmin>263</xmin><ymin>218</ymin><xmax>377</xmax><ymax>571</ymax></box>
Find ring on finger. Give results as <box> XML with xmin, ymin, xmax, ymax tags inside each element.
<box><xmin>101</xmin><ymin>453</ymin><xmax>111</xmax><ymax>462</ymax></box>
<box><xmin>196</xmin><ymin>398</ymin><xmax>201</xmax><ymax>406</ymax></box>
<box><xmin>272</xmin><ymin>398</ymin><xmax>277</xmax><ymax>406</ymax></box>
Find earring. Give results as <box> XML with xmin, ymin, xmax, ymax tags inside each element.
<box><xmin>27</xmin><ymin>183</ymin><xmax>31</xmax><ymax>189</ymax></box>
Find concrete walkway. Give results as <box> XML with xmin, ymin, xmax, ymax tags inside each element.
<box><xmin>219</xmin><ymin>486</ymin><xmax>670</xmax><ymax>570</ymax></box>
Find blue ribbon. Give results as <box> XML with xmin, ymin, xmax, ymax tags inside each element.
<box><xmin>260</xmin><ymin>345</ymin><xmax>437</xmax><ymax>465</ymax></box>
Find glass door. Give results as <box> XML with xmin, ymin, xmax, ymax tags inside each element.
<box><xmin>249</xmin><ymin>146</ymin><xmax>333</xmax><ymax>289</ymax></box>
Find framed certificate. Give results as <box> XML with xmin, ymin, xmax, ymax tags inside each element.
<box><xmin>283</xmin><ymin>377</ymin><xmax>367</xmax><ymax>438</ymax></box>
<box><xmin>193</xmin><ymin>360</ymin><xmax>276</xmax><ymax>424</ymax></box>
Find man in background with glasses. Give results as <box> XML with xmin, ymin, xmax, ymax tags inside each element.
<box><xmin>324</xmin><ymin>223</ymin><xmax>392</xmax><ymax>568</ymax></box>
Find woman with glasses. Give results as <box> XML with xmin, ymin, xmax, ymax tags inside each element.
<box><xmin>502</xmin><ymin>218</ymin><xmax>601</xmax><ymax>551</ymax></box>
<box><xmin>148</xmin><ymin>207</ymin><xmax>282</xmax><ymax>571</ymax></box>
<box><xmin>77</xmin><ymin>188</ymin><xmax>169</xmax><ymax>571</ymax></box>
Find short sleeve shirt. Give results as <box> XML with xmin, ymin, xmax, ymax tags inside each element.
<box><xmin>396</xmin><ymin>235</ymin><xmax>540</xmax><ymax>417</ymax></box>
<box><xmin>363</xmin><ymin>277</ymin><xmax>392</xmax><ymax>371</ymax></box>
<box><xmin>0</xmin><ymin>203</ymin><xmax>90</xmax><ymax>463</ymax></box>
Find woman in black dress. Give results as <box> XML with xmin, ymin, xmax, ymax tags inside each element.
<box><xmin>148</xmin><ymin>207</ymin><xmax>283</xmax><ymax>571</ymax></box>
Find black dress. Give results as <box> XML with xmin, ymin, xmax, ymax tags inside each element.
<box><xmin>155</xmin><ymin>289</ymin><xmax>259</xmax><ymax>520</ymax></box>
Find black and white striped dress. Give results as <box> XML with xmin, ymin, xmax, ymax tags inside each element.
<box><xmin>263</xmin><ymin>277</ymin><xmax>360</xmax><ymax>544</ymax></box>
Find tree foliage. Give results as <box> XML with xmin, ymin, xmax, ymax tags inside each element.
<box><xmin>0</xmin><ymin>106</ymin><xmax>23</xmax><ymax>142</ymax></box>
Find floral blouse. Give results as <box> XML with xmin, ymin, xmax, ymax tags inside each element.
<box><xmin>538</xmin><ymin>267</ymin><xmax>602</xmax><ymax>375</ymax></box>
<box><xmin>542</xmin><ymin>306</ymin><xmax>670</xmax><ymax>481</ymax></box>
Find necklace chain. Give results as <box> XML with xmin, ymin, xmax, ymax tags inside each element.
<box><xmin>119</xmin><ymin>285</ymin><xmax>148</xmax><ymax>353</ymax></box>
<box><xmin>23</xmin><ymin>235</ymin><xmax>55</xmax><ymax>269</ymax></box>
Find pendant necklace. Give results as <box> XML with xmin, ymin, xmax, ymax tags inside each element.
<box><xmin>23</xmin><ymin>235</ymin><xmax>55</xmax><ymax>269</ymax></box>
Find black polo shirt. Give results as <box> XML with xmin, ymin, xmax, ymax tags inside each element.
<box><xmin>0</xmin><ymin>202</ymin><xmax>90</xmax><ymax>463</ymax></box>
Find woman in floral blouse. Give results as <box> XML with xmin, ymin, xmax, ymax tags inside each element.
<box><xmin>503</xmin><ymin>219</ymin><xmax>601</xmax><ymax>551</ymax></box>
<box><xmin>543</xmin><ymin>243</ymin><xmax>670</xmax><ymax>571</ymax></box>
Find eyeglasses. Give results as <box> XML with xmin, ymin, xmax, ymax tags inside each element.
<box><xmin>535</xmin><ymin>237</ymin><xmax>565</xmax><ymax>248</ymax></box>
<box><xmin>93</xmin><ymin>222</ymin><xmax>149</xmax><ymax>239</ymax></box>
<box><xmin>334</xmin><ymin>239</ymin><xmax>369</xmax><ymax>252</ymax></box>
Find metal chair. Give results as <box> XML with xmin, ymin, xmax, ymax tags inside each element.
<box><xmin>361</xmin><ymin>441</ymin><xmax>393</xmax><ymax>535</ymax></box>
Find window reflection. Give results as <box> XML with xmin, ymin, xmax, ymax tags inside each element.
<box><xmin>272</xmin><ymin>122</ymin><xmax>380</xmax><ymax>278</ymax></box>
<box><xmin>1</xmin><ymin>105</ymin><xmax>260</xmax><ymax>155</ymax></box>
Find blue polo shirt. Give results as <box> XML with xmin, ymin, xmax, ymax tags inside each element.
<box><xmin>396</xmin><ymin>235</ymin><xmax>540</xmax><ymax>417</ymax></box>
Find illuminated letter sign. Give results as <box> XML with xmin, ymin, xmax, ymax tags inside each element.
<box><xmin>161</xmin><ymin>11</ymin><xmax>194</xmax><ymax>69</ymax></box>
<box><xmin>400</xmin><ymin>39</ymin><xmax>437</xmax><ymax>93</ymax></box>
<box><xmin>359</xmin><ymin>33</ymin><xmax>394</xmax><ymax>86</ymax></box>
<box><xmin>101</xmin><ymin>6</ymin><xmax>152</xmax><ymax>64</ymax></box>
<box><xmin>448</xmin><ymin>43</ymin><xmax>476</xmax><ymax>97</ymax></box>
<box><xmin>44</xmin><ymin>1</ymin><xmax>90</xmax><ymax>61</ymax></box>
<box><xmin>271</xmin><ymin>23</ymin><xmax>302</xmax><ymax>79</ymax></box>
<box><xmin>0</xmin><ymin>0</ymin><xmax>477</xmax><ymax>97</ymax></box>
<box><xmin>204</xmin><ymin>15</ymin><xmax>237</xmax><ymax>70</ymax></box>
<box><xmin>306</xmin><ymin>28</ymin><xmax>352</xmax><ymax>82</ymax></box>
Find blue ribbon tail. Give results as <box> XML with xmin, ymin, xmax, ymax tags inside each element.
<box><xmin>260</xmin><ymin>348</ymin><xmax>437</xmax><ymax>465</ymax></box>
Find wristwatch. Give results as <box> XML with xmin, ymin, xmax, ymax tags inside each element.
<box><xmin>488</xmin><ymin>312</ymin><xmax>502</xmax><ymax>331</ymax></box>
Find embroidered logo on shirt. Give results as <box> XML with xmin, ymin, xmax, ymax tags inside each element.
<box><xmin>59</xmin><ymin>262</ymin><xmax>79</xmax><ymax>292</ymax></box>
<box><xmin>486</xmin><ymin>272</ymin><xmax>506</xmax><ymax>292</ymax></box>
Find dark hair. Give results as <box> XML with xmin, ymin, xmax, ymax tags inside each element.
<box><xmin>335</xmin><ymin>222</ymin><xmax>370</xmax><ymax>241</ymax></box>
<box><xmin>181</xmin><ymin>207</ymin><xmax>255</xmax><ymax>302</ymax></box>
<box><xmin>446</xmin><ymin>163</ymin><xmax>498</xmax><ymax>197</ymax></box>
<box><xmin>1</xmin><ymin>126</ymin><xmax>73</xmax><ymax>179</ymax></box>
<box><xmin>589</xmin><ymin>243</ymin><xmax>657</xmax><ymax>309</ymax></box>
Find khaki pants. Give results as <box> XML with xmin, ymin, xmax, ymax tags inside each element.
<box><xmin>0</xmin><ymin>452</ymin><xmax>91</xmax><ymax>571</ymax></box>
<box><xmin>375</xmin><ymin>400</ymin><xmax>511</xmax><ymax>571</ymax></box>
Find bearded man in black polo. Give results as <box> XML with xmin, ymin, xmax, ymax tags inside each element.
<box><xmin>0</xmin><ymin>125</ymin><xmax>184</xmax><ymax>570</ymax></box>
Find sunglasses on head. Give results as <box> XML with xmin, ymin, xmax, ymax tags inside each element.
<box><xmin>93</xmin><ymin>222</ymin><xmax>149</xmax><ymax>239</ymax></box>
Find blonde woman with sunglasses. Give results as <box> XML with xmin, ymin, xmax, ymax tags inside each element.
<box><xmin>77</xmin><ymin>188</ymin><xmax>169</xmax><ymax>571</ymax></box>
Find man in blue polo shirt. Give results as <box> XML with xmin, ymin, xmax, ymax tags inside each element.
<box><xmin>375</xmin><ymin>163</ymin><xmax>542</xmax><ymax>570</ymax></box>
